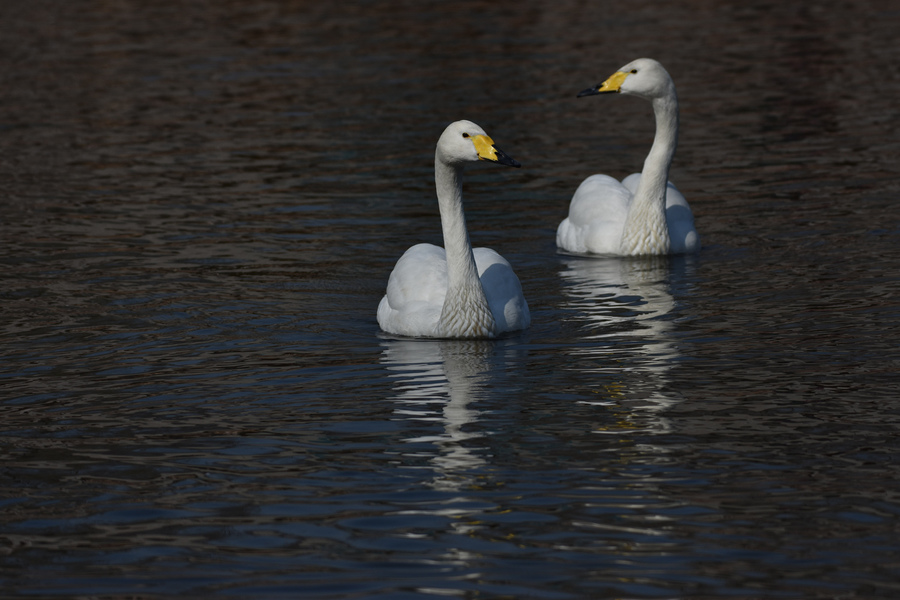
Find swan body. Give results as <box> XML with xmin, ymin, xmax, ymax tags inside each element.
<box><xmin>557</xmin><ymin>58</ymin><xmax>700</xmax><ymax>256</ymax></box>
<box><xmin>378</xmin><ymin>120</ymin><xmax>530</xmax><ymax>339</ymax></box>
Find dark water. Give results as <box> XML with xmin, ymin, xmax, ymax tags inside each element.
<box><xmin>2</xmin><ymin>1</ymin><xmax>899</xmax><ymax>598</ymax></box>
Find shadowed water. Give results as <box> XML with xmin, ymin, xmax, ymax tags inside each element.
<box><xmin>2</xmin><ymin>1</ymin><xmax>899</xmax><ymax>598</ymax></box>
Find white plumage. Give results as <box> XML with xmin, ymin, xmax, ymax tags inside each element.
<box><xmin>557</xmin><ymin>58</ymin><xmax>700</xmax><ymax>256</ymax></box>
<box><xmin>378</xmin><ymin>120</ymin><xmax>530</xmax><ymax>339</ymax></box>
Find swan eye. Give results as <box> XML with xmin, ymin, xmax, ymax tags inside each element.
<box><xmin>462</xmin><ymin>133</ymin><xmax>470</xmax><ymax>138</ymax></box>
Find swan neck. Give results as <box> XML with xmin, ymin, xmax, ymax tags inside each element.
<box><xmin>643</xmin><ymin>92</ymin><xmax>679</xmax><ymax>183</ymax></box>
<box><xmin>434</xmin><ymin>156</ymin><xmax>495</xmax><ymax>337</ymax></box>
<box><xmin>622</xmin><ymin>90</ymin><xmax>679</xmax><ymax>255</ymax></box>
<box><xmin>435</xmin><ymin>160</ymin><xmax>479</xmax><ymax>287</ymax></box>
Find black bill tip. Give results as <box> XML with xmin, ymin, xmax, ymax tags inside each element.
<box><xmin>493</xmin><ymin>147</ymin><xmax>521</xmax><ymax>168</ymax></box>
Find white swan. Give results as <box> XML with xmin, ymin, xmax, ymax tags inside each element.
<box><xmin>557</xmin><ymin>58</ymin><xmax>700</xmax><ymax>256</ymax></box>
<box><xmin>377</xmin><ymin>120</ymin><xmax>530</xmax><ymax>339</ymax></box>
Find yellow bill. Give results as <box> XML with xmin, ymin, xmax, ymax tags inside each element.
<box><xmin>472</xmin><ymin>134</ymin><xmax>498</xmax><ymax>161</ymax></box>
<box><xmin>472</xmin><ymin>134</ymin><xmax>521</xmax><ymax>168</ymax></box>
<box><xmin>578</xmin><ymin>70</ymin><xmax>630</xmax><ymax>97</ymax></box>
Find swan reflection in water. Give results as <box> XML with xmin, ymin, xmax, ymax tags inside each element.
<box><xmin>381</xmin><ymin>338</ymin><xmax>516</xmax><ymax>547</ymax></box>
<box><xmin>560</xmin><ymin>255</ymin><xmax>695</xmax><ymax>435</ymax></box>
<box><xmin>380</xmin><ymin>338</ymin><xmax>505</xmax><ymax>491</ymax></box>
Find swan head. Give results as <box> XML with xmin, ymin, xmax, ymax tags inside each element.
<box><xmin>578</xmin><ymin>58</ymin><xmax>675</xmax><ymax>101</ymax></box>
<box><xmin>436</xmin><ymin>120</ymin><xmax>521</xmax><ymax>169</ymax></box>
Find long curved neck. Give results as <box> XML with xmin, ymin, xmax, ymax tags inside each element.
<box><xmin>621</xmin><ymin>90</ymin><xmax>679</xmax><ymax>255</ymax></box>
<box><xmin>434</xmin><ymin>157</ymin><xmax>495</xmax><ymax>338</ymax></box>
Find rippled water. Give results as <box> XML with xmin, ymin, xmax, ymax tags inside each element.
<box><xmin>2</xmin><ymin>1</ymin><xmax>899</xmax><ymax>598</ymax></box>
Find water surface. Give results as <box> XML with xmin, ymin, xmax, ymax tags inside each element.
<box><xmin>2</xmin><ymin>1</ymin><xmax>899</xmax><ymax>598</ymax></box>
